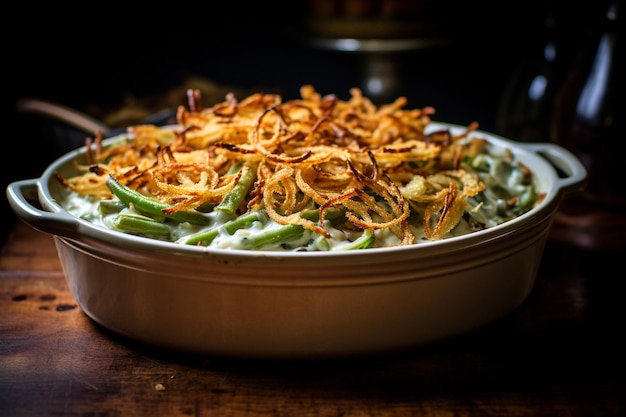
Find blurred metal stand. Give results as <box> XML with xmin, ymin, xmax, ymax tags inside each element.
<box><xmin>308</xmin><ymin>37</ymin><xmax>444</xmax><ymax>103</ymax></box>
<box><xmin>305</xmin><ymin>0</ymin><xmax>447</xmax><ymax>104</ymax></box>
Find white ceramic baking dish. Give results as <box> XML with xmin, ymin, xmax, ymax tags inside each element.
<box><xmin>6</xmin><ymin>123</ymin><xmax>586</xmax><ymax>359</ymax></box>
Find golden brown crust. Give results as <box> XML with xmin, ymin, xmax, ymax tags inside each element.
<box><xmin>58</xmin><ymin>85</ymin><xmax>487</xmax><ymax>246</ymax></box>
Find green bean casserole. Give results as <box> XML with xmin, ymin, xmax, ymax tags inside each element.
<box><xmin>56</xmin><ymin>85</ymin><xmax>543</xmax><ymax>251</ymax></box>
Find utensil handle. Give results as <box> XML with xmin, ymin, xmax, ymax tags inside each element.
<box><xmin>15</xmin><ymin>98</ymin><xmax>110</xmax><ymax>135</ymax></box>
<box><xmin>521</xmin><ymin>142</ymin><xmax>588</xmax><ymax>196</ymax></box>
<box><xmin>6</xmin><ymin>179</ymin><xmax>80</xmax><ymax>239</ymax></box>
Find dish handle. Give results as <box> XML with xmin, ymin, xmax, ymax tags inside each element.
<box><xmin>521</xmin><ymin>142</ymin><xmax>588</xmax><ymax>197</ymax></box>
<box><xmin>6</xmin><ymin>179</ymin><xmax>81</xmax><ymax>239</ymax></box>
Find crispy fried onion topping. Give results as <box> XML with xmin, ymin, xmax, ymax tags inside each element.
<box><xmin>60</xmin><ymin>85</ymin><xmax>488</xmax><ymax>246</ymax></box>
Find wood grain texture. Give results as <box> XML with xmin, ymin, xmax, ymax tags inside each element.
<box><xmin>1</xmin><ymin>223</ymin><xmax>625</xmax><ymax>417</ymax></box>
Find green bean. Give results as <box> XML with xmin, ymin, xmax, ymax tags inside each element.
<box><xmin>105</xmin><ymin>175</ymin><xmax>211</xmax><ymax>226</ymax></box>
<box><xmin>223</xmin><ymin>211</ymin><xmax>265</xmax><ymax>234</ymax></box>
<box><xmin>313</xmin><ymin>235</ymin><xmax>331</xmax><ymax>251</ymax></box>
<box><xmin>239</xmin><ymin>224</ymin><xmax>306</xmax><ymax>249</ymax></box>
<box><xmin>304</xmin><ymin>207</ymin><xmax>346</xmax><ymax>223</ymax></box>
<box><xmin>225</xmin><ymin>162</ymin><xmax>244</xmax><ymax>175</ymax></box>
<box><xmin>215</xmin><ymin>164</ymin><xmax>257</xmax><ymax>215</ymax></box>
<box><xmin>195</xmin><ymin>165</ymin><xmax>255</xmax><ymax>213</ymax></box>
<box><xmin>331</xmin><ymin>229</ymin><xmax>374</xmax><ymax>250</ymax></box>
<box><xmin>195</xmin><ymin>201</ymin><xmax>218</xmax><ymax>213</ymax></box>
<box><xmin>513</xmin><ymin>185</ymin><xmax>536</xmax><ymax>215</ymax></box>
<box><xmin>179</xmin><ymin>227</ymin><xmax>220</xmax><ymax>246</ymax></box>
<box><xmin>98</xmin><ymin>199</ymin><xmax>125</xmax><ymax>215</ymax></box>
<box><xmin>178</xmin><ymin>211</ymin><xmax>262</xmax><ymax>246</ymax></box>
<box><xmin>180</xmin><ymin>208</ymin><xmax>347</xmax><ymax>248</ymax></box>
<box><xmin>112</xmin><ymin>213</ymin><xmax>171</xmax><ymax>240</ymax></box>
<box><xmin>242</xmin><ymin>210</ymin><xmax>357</xmax><ymax>250</ymax></box>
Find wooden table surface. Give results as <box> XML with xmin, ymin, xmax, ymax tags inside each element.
<box><xmin>1</xmin><ymin>221</ymin><xmax>625</xmax><ymax>417</ymax></box>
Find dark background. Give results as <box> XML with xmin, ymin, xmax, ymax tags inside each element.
<box><xmin>2</xmin><ymin>1</ymin><xmax>596</xmax><ymax>242</ymax></box>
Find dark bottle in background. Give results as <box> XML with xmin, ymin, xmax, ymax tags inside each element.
<box><xmin>548</xmin><ymin>0</ymin><xmax>625</xmax><ymax>250</ymax></box>
<box><xmin>496</xmin><ymin>1</ymin><xmax>567</xmax><ymax>142</ymax></box>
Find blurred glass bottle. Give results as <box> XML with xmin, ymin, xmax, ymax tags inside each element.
<box><xmin>549</xmin><ymin>0</ymin><xmax>625</xmax><ymax>250</ymax></box>
<box><xmin>496</xmin><ymin>1</ymin><xmax>570</xmax><ymax>142</ymax></box>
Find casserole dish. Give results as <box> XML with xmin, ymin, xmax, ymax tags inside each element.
<box><xmin>6</xmin><ymin>122</ymin><xmax>586</xmax><ymax>359</ymax></box>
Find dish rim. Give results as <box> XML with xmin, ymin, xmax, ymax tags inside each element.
<box><xmin>33</xmin><ymin>121</ymin><xmax>578</xmax><ymax>260</ymax></box>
